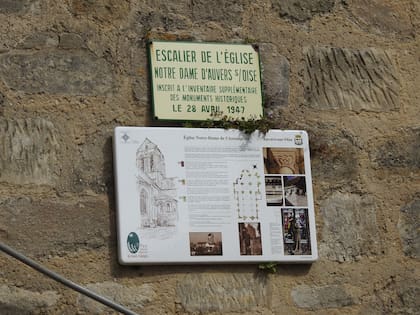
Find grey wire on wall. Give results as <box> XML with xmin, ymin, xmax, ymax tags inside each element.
<box><xmin>0</xmin><ymin>242</ymin><xmax>139</xmax><ymax>315</ymax></box>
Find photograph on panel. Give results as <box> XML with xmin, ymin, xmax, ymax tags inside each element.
<box><xmin>189</xmin><ymin>232</ymin><xmax>223</xmax><ymax>256</ymax></box>
<box><xmin>281</xmin><ymin>208</ymin><xmax>311</xmax><ymax>256</ymax></box>
<box><xmin>263</xmin><ymin>148</ymin><xmax>305</xmax><ymax>174</ymax></box>
<box><xmin>265</xmin><ymin>176</ymin><xmax>284</xmax><ymax>206</ymax></box>
<box><xmin>238</xmin><ymin>223</ymin><xmax>262</xmax><ymax>255</ymax></box>
<box><xmin>137</xmin><ymin>138</ymin><xmax>178</xmax><ymax>237</ymax></box>
<box><xmin>283</xmin><ymin>175</ymin><xmax>307</xmax><ymax>207</ymax></box>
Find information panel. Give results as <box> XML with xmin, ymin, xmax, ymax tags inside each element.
<box><xmin>148</xmin><ymin>41</ymin><xmax>263</xmax><ymax>121</ymax></box>
<box><xmin>114</xmin><ymin>127</ymin><xmax>317</xmax><ymax>264</ymax></box>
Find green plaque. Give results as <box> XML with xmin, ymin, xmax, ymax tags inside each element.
<box><xmin>148</xmin><ymin>41</ymin><xmax>263</xmax><ymax>121</ymax></box>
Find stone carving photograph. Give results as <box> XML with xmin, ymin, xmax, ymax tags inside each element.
<box><xmin>263</xmin><ymin>148</ymin><xmax>305</xmax><ymax>174</ymax></box>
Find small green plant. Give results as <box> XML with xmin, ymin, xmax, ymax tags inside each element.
<box><xmin>183</xmin><ymin>114</ymin><xmax>274</xmax><ymax>134</ymax></box>
<box><xmin>258</xmin><ymin>262</ymin><xmax>279</xmax><ymax>273</ymax></box>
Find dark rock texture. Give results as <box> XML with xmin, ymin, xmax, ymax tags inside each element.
<box><xmin>273</xmin><ymin>0</ymin><xmax>335</xmax><ymax>22</ymax></box>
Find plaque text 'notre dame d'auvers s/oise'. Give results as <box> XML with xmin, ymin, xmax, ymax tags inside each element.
<box><xmin>148</xmin><ymin>41</ymin><xmax>263</xmax><ymax>121</ymax></box>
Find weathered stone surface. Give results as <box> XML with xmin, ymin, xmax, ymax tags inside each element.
<box><xmin>0</xmin><ymin>285</ymin><xmax>59</xmax><ymax>314</ymax></box>
<box><xmin>319</xmin><ymin>192</ymin><xmax>381</xmax><ymax>262</ymax></box>
<box><xmin>304</xmin><ymin>47</ymin><xmax>400</xmax><ymax>112</ymax></box>
<box><xmin>192</xmin><ymin>0</ymin><xmax>248</xmax><ymax>25</ymax></box>
<box><xmin>373</xmin><ymin>128</ymin><xmax>420</xmax><ymax>169</ymax></box>
<box><xmin>273</xmin><ymin>0</ymin><xmax>335</xmax><ymax>22</ymax></box>
<box><xmin>398</xmin><ymin>199</ymin><xmax>420</xmax><ymax>259</ymax></box>
<box><xmin>177</xmin><ymin>273</ymin><xmax>269</xmax><ymax>313</ymax></box>
<box><xmin>71</xmin><ymin>132</ymin><xmax>114</xmax><ymax>193</ymax></box>
<box><xmin>259</xmin><ymin>43</ymin><xmax>289</xmax><ymax>112</ymax></box>
<box><xmin>309</xmin><ymin>129</ymin><xmax>359</xmax><ymax>182</ymax></box>
<box><xmin>0</xmin><ymin>196</ymin><xmax>110</xmax><ymax>257</ymax></box>
<box><xmin>77</xmin><ymin>281</ymin><xmax>155</xmax><ymax>314</ymax></box>
<box><xmin>0</xmin><ymin>118</ymin><xmax>58</xmax><ymax>185</ymax></box>
<box><xmin>135</xmin><ymin>4</ymin><xmax>193</xmax><ymax>34</ymax></box>
<box><xmin>68</xmin><ymin>0</ymin><xmax>131</xmax><ymax>22</ymax></box>
<box><xmin>359</xmin><ymin>279</ymin><xmax>420</xmax><ymax>315</ymax></box>
<box><xmin>346</xmin><ymin>0</ymin><xmax>415</xmax><ymax>39</ymax></box>
<box><xmin>0</xmin><ymin>1</ymin><xmax>418</xmax><ymax>314</ymax></box>
<box><xmin>16</xmin><ymin>32</ymin><xmax>58</xmax><ymax>49</ymax></box>
<box><xmin>398</xmin><ymin>282</ymin><xmax>420</xmax><ymax>314</ymax></box>
<box><xmin>58</xmin><ymin>33</ymin><xmax>85</xmax><ymax>50</ymax></box>
<box><xmin>291</xmin><ymin>285</ymin><xmax>359</xmax><ymax>310</ymax></box>
<box><xmin>0</xmin><ymin>0</ymin><xmax>31</xmax><ymax>14</ymax></box>
<box><xmin>0</xmin><ymin>50</ymin><xmax>114</xmax><ymax>95</ymax></box>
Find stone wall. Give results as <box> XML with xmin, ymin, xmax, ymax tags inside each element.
<box><xmin>0</xmin><ymin>0</ymin><xmax>419</xmax><ymax>314</ymax></box>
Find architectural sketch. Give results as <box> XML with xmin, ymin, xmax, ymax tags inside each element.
<box><xmin>136</xmin><ymin>138</ymin><xmax>178</xmax><ymax>230</ymax></box>
<box><xmin>233</xmin><ymin>167</ymin><xmax>262</xmax><ymax>220</ymax></box>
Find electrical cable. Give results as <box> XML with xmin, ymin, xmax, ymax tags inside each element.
<box><xmin>0</xmin><ymin>242</ymin><xmax>139</xmax><ymax>315</ymax></box>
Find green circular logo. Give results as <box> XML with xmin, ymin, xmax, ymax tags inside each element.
<box><xmin>127</xmin><ymin>232</ymin><xmax>140</xmax><ymax>254</ymax></box>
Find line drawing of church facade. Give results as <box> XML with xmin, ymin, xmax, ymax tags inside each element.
<box><xmin>136</xmin><ymin>138</ymin><xmax>178</xmax><ymax>229</ymax></box>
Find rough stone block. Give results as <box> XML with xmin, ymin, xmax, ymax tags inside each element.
<box><xmin>0</xmin><ymin>196</ymin><xmax>110</xmax><ymax>257</ymax></box>
<box><xmin>358</xmin><ymin>279</ymin><xmax>420</xmax><ymax>314</ymax></box>
<box><xmin>397</xmin><ymin>282</ymin><xmax>420</xmax><ymax>314</ymax></box>
<box><xmin>259</xmin><ymin>43</ymin><xmax>289</xmax><ymax>113</ymax></box>
<box><xmin>291</xmin><ymin>285</ymin><xmax>359</xmax><ymax>310</ymax></box>
<box><xmin>304</xmin><ymin>47</ymin><xmax>400</xmax><ymax>112</ymax></box>
<box><xmin>58</xmin><ymin>33</ymin><xmax>85</xmax><ymax>50</ymax></box>
<box><xmin>398</xmin><ymin>199</ymin><xmax>420</xmax><ymax>259</ymax></box>
<box><xmin>77</xmin><ymin>281</ymin><xmax>155</xmax><ymax>314</ymax></box>
<box><xmin>16</xmin><ymin>32</ymin><xmax>59</xmax><ymax>49</ymax></box>
<box><xmin>191</xmin><ymin>0</ymin><xmax>248</xmax><ymax>25</ymax></box>
<box><xmin>319</xmin><ymin>192</ymin><xmax>381</xmax><ymax>262</ymax></box>
<box><xmin>0</xmin><ymin>50</ymin><xmax>114</xmax><ymax>95</ymax></box>
<box><xmin>346</xmin><ymin>0</ymin><xmax>415</xmax><ymax>39</ymax></box>
<box><xmin>68</xmin><ymin>0</ymin><xmax>130</xmax><ymax>21</ymax></box>
<box><xmin>373</xmin><ymin>128</ymin><xmax>420</xmax><ymax>169</ymax></box>
<box><xmin>0</xmin><ymin>118</ymin><xmax>58</xmax><ymax>185</ymax></box>
<box><xmin>273</xmin><ymin>0</ymin><xmax>335</xmax><ymax>22</ymax></box>
<box><xmin>0</xmin><ymin>285</ymin><xmax>59</xmax><ymax>314</ymax></box>
<box><xmin>309</xmin><ymin>129</ymin><xmax>359</xmax><ymax>182</ymax></box>
<box><xmin>0</xmin><ymin>0</ymin><xmax>31</xmax><ymax>14</ymax></box>
<box><xmin>71</xmin><ymin>132</ymin><xmax>113</xmax><ymax>193</ymax></box>
<box><xmin>136</xmin><ymin>9</ymin><xmax>193</xmax><ymax>33</ymax></box>
<box><xmin>176</xmin><ymin>273</ymin><xmax>269</xmax><ymax>313</ymax></box>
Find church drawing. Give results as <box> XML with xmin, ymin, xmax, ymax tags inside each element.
<box><xmin>136</xmin><ymin>138</ymin><xmax>178</xmax><ymax>228</ymax></box>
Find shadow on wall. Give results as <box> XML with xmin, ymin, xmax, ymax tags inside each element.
<box><xmin>102</xmin><ymin>135</ymin><xmax>120</xmax><ymax>275</ymax></box>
